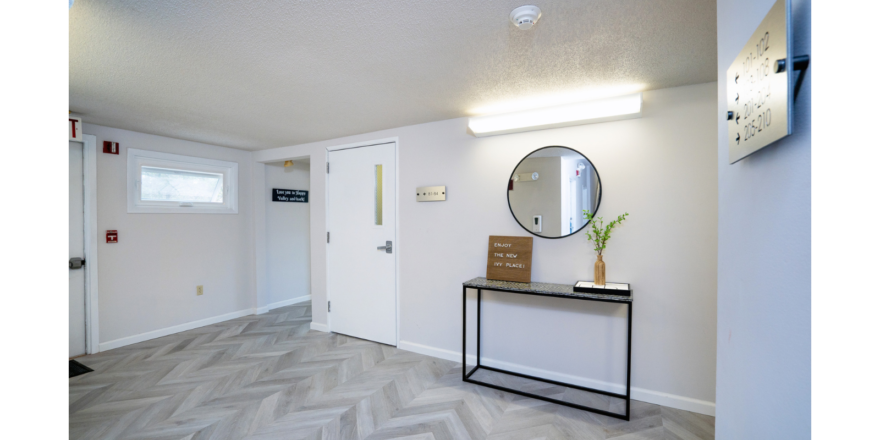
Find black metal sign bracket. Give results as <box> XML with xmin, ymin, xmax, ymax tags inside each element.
<box><xmin>774</xmin><ymin>55</ymin><xmax>810</xmax><ymax>101</ymax></box>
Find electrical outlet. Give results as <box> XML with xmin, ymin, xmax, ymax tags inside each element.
<box><xmin>197</xmin><ymin>285</ymin><xmax>204</xmax><ymax>296</ymax></box>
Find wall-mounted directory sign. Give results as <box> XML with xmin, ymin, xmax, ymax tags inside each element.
<box><xmin>727</xmin><ymin>0</ymin><xmax>791</xmax><ymax>164</ymax></box>
<box><xmin>272</xmin><ymin>188</ymin><xmax>308</xmax><ymax>203</ymax></box>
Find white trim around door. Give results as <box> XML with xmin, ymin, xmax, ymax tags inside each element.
<box><xmin>79</xmin><ymin>134</ymin><xmax>101</xmax><ymax>354</ymax></box>
<box><xmin>325</xmin><ymin>137</ymin><xmax>400</xmax><ymax>347</ymax></box>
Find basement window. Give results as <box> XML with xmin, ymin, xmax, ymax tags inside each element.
<box><xmin>127</xmin><ymin>149</ymin><xmax>238</xmax><ymax>214</ymax></box>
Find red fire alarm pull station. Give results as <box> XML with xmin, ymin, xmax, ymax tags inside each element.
<box><xmin>103</xmin><ymin>141</ymin><xmax>120</xmax><ymax>155</ymax></box>
<box><xmin>106</xmin><ymin>230</ymin><xmax>118</xmax><ymax>243</ymax></box>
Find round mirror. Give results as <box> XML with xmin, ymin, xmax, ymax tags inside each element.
<box><xmin>507</xmin><ymin>146</ymin><xmax>602</xmax><ymax>239</ymax></box>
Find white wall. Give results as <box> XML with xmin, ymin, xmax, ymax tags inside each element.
<box><xmin>255</xmin><ymin>82</ymin><xmax>719</xmax><ymax>414</ymax></box>
<box><xmin>265</xmin><ymin>162</ymin><xmax>311</xmax><ymax>307</ymax></box>
<box><xmin>716</xmin><ymin>0</ymin><xmax>811</xmax><ymax>437</ymax></box>
<box><xmin>81</xmin><ymin>124</ymin><xmax>256</xmax><ymax>350</ymax></box>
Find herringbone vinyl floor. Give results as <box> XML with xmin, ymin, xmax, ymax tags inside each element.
<box><xmin>70</xmin><ymin>301</ymin><xmax>714</xmax><ymax>440</ymax></box>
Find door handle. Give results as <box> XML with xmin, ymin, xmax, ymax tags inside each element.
<box><xmin>376</xmin><ymin>241</ymin><xmax>392</xmax><ymax>254</ymax></box>
<box><xmin>69</xmin><ymin>257</ymin><xmax>85</xmax><ymax>269</ymax></box>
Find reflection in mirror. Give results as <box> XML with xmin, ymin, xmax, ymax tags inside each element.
<box><xmin>507</xmin><ymin>146</ymin><xmax>601</xmax><ymax>238</ymax></box>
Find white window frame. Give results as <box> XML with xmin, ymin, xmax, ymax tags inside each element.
<box><xmin>127</xmin><ymin>149</ymin><xmax>238</xmax><ymax>214</ymax></box>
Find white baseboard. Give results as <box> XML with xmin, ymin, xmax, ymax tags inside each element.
<box><xmin>256</xmin><ymin>295</ymin><xmax>312</xmax><ymax>315</ymax></box>
<box><xmin>399</xmin><ymin>340</ymin><xmax>463</xmax><ymax>362</ymax></box>
<box><xmin>98</xmin><ymin>298</ymin><xmax>318</xmax><ymax>352</ymax></box>
<box><xmin>628</xmin><ymin>387</ymin><xmax>716</xmax><ymax>417</ymax></box>
<box><xmin>99</xmin><ymin>308</ymin><xmax>258</xmax><ymax>352</ymax></box>
<box><xmin>310</xmin><ymin>322</ymin><xmax>330</xmax><ymax>332</ymax></box>
<box><xmin>268</xmin><ymin>295</ymin><xmax>311</xmax><ymax>311</ymax></box>
<box><xmin>397</xmin><ymin>340</ymin><xmax>715</xmax><ymax>417</ymax></box>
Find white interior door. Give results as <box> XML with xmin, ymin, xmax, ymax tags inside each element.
<box><xmin>327</xmin><ymin>142</ymin><xmax>396</xmax><ymax>345</ymax></box>
<box><xmin>69</xmin><ymin>141</ymin><xmax>86</xmax><ymax>357</ymax></box>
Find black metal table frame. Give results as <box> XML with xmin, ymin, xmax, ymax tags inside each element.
<box><xmin>461</xmin><ymin>285</ymin><xmax>633</xmax><ymax>421</ymax></box>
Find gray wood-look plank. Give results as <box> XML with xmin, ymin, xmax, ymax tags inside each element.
<box><xmin>70</xmin><ymin>301</ymin><xmax>714</xmax><ymax>439</ymax></box>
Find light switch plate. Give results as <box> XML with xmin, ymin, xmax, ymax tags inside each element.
<box><xmin>416</xmin><ymin>186</ymin><xmax>446</xmax><ymax>202</ymax></box>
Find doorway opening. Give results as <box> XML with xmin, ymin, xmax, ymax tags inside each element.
<box><xmin>264</xmin><ymin>158</ymin><xmax>312</xmax><ymax>310</ymax></box>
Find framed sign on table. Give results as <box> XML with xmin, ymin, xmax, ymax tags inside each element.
<box><xmin>486</xmin><ymin>235</ymin><xmax>533</xmax><ymax>283</ymax></box>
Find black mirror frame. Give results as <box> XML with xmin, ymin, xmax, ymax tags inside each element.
<box><xmin>506</xmin><ymin>145</ymin><xmax>603</xmax><ymax>239</ymax></box>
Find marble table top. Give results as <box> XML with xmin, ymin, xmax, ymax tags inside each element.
<box><xmin>463</xmin><ymin>277</ymin><xmax>633</xmax><ymax>303</ymax></box>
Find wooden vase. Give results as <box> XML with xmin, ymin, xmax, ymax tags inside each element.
<box><xmin>594</xmin><ymin>255</ymin><xmax>606</xmax><ymax>286</ymax></box>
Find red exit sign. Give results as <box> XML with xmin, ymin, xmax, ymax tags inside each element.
<box><xmin>69</xmin><ymin>117</ymin><xmax>83</xmax><ymax>141</ymax></box>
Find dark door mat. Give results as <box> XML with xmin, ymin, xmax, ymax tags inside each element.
<box><xmin>69</xmin><ymin>359</ymin><xmax>93</xmax><ymax>378</ymax></box>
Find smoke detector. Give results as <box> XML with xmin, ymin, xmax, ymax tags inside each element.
<box><xmin>510</xmin><ymin>5</ymin><xmax>542</xmax><ymax>30</ymax></box>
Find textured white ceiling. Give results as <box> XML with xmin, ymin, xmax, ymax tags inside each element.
<box><xmin>69</xmin><ymin>0</ymin><xmax>716</xmax><ymax>151</ymax></box>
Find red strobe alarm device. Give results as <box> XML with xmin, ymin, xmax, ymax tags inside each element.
<box><xmin>103</xmin><ymin>141</ymin><xmax>120</xmax><ymax>155</ymax></box>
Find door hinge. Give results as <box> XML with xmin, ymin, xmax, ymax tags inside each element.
<box><xmin>328</xmin><ymin>301</ymin><xmax>331</xmax><ymax>312</ymax></box>
<box><xmin>327</xmin><ymin>232</ymin><xmax>330</xmax><ymax>243</ymax></box>
<box><xmin>326</xmin><ymin>163</ymin><xmax>329</xmax><ymax>174</ymax></box>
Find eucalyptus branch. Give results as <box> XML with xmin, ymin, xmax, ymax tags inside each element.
<box><xmin>583</xmin><ymin>210</ymin><xmax>629</xmax><ymax>256</ymax></box>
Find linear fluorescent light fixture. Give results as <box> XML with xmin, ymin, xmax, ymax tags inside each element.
<box><xmin>468</xmin><ymin>93</ymin><xmax>642</xmax><ymax>137</ymax></box>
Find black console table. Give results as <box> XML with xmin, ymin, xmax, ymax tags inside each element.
<box><xmin>462</xmin><ymin>277</ymin><xmax>634</xmax><ymax>421</ymax></box>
